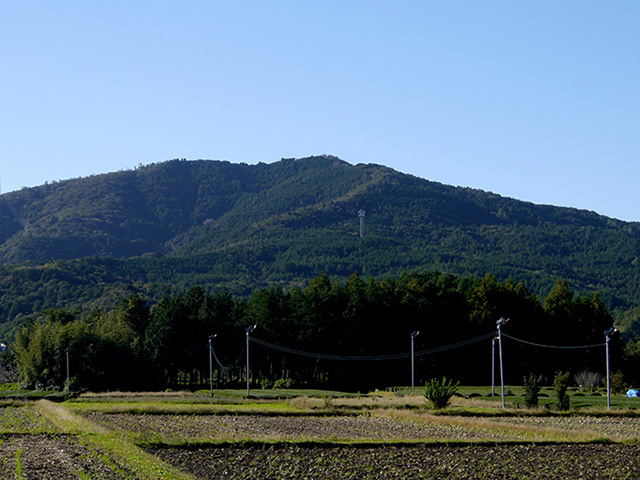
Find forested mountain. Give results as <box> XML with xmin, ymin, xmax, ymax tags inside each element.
<box><xmin>1</xmin><ymin>155</ymin><xmax>639</xmax><ymax>337</ymax></box>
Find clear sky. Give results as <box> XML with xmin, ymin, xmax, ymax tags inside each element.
<box><xmin>1</xmin><ymin>1</ymin><xmax>638</xmax><ymax>221</ymax></box>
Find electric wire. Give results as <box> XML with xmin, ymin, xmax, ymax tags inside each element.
<box><xmin>502</xmin><ymin>333</ymin><xmax>604</xmax><ymax>350</ymax></box>
<box><xmin>210</xmin><ymin>342</ymin><xmax>246</xmax><ymax>371</ymax></box>
<box><xmin>249</xmin><ymin>331</ymin><xmax>496</xmax><ymax>362</ymax></box>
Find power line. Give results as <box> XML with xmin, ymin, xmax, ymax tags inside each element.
<box><xmin>502</xmin><ymin>333</ymin><xmax>604</xmax><ymax>350</ymax></box>
<box><xmin>210</xmin><ymin>342</ymin><xmax>246</xmax><ymax>371</ymax></box>
<box><xmin>250</xmin><ymin>331</ymin><xmax>495</xmax><ymax>362</ymax></box>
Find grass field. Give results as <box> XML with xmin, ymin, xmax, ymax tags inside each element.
<box><xmin>0</xmin><ymin>387</ymin><xmax>638</xmax><ymax>478</ymax></box>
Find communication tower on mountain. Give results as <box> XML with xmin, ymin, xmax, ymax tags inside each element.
<box><xmin>358</xmin><ymin>209</ymin><xmax>365</xmax><ymax>238</ymax></box>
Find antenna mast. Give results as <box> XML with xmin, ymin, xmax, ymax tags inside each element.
<box><xmin>358</xmin><ymin>209</ymin><xmax>365</xmax><ymax>238</ymax></box>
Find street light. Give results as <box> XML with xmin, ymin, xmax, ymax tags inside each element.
<box><xmin>605</xmin><ymin>327</ymin><xmax>617</xmax><ymax>410</ymax></box>
<box><xmin>496</xmin><ymin>317</ymin><xmax>509</xmax><ymax>409</ymax></box>
<box><xmin>246</xmin><ymin>325</ymin><xmax>257</xmax><ymax>397</ymax></box>
<box><xmin>411</xmin><ymin>331</ymin><xmax>420</xmax><ymax>394</ymax></box>
<box><xmin>208</xmin><ymin>334</ymin><xmax>216</xmax><ymax>398</ymax></box>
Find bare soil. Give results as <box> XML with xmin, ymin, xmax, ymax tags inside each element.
<box><xmin>86</xmin><ymin>411</ymin><xmax>640</xmax><ymax>478</ymax></box>
<box><xmin>6</xmin><ymin>401</ymin><xmax>640</xmax><ymax>479</ymax></box>
<box><xmin>0</xmin><ymin>434</ymin><xmax>132</xmax><ymax>479</ymax></box>
<box><xmin>149</xmin><ymin>443</ymin><xmax>640</xmax><ymax>479</ymax></box>
<box><xmin>84</xmin><ymin>412</ymin><xmax>532</xmax><ymax>442</ymax></box>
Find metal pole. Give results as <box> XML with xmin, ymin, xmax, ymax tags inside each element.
<box><xmin>497</xmin><ymin>318</ymin><xmax>509</xmax><ymax>409</ymax></box>
<box><xmin>411</xmin><ymin>331</ymin><xmax>419</xmax><ymax>394</ymax></box>
<box><xmin>605</xmin><ymin>328</ymin><xmax>616</xmax><ymax>410</ymax></box>
<box><xmin>498</xmin><ymin>325</ymin><xmax>504</xmax><ymax>408</ymax></box>
<box><xmin>606</xmin><ymin>335</ymin><xmax>610</xmax><ymax>410</ymax></box>
<box><xmin>246</xmin><ymin>329</ymin><xmax>250</xmax><ymax>396</ymax></box>
<box><xmin>491</xmin><ymin>337</ymin><xmax>496</xmax><ymax>397</ymax></box>
<box><xmin>208</xmin><ymin>335</ymin><xmax>216</xmax><ymax>398</ymax></box>
<box><xmin>246</xmin><ymin>325</ymin><xmax>256</xmax><ymax>397</ymax></box>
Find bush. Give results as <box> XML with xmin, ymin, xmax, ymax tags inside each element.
<box><xmin>610</xmin><ymin>371</ymin><xmax>628</xmax><ymax>395</ymax></box>
<box><xmin>424</xmin><ymin>377</ymin><xmax>459</xmax><ymax>409</ymax></box>
<box><xmin>554</xmin><ymin>371</ymin><xmax>571</xmax><ymax>410</ymax></box>
<box><xmin>260</xmin><ymin>379</ymin><xmax>273</xmax><ymax>390</ymax></box>
<box><xmin>273</xmin><ymin>378</ymin><xmax>295</xmax><ymax>390</ymax></box>
<box><xmin>523</xmin><ymin>374</ymin><xmax>542</xmax><ymax>408</ymax></box>
<box><xmin>64</xmin><ymin>376</ymin><xmax>82</xmax><ymax>393</ymax></box>
<box><xmin>574</xmin><ymin>370</ymin><xmax>602</xmax><ymax>393</ymax></box>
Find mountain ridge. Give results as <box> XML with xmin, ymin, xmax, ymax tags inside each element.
<box><xmin>0</xmin><ymin>156</ymin><xmax>638</xmax><ymax>332</ymax></box>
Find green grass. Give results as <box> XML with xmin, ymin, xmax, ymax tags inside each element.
<box><xmin>0</xmin><ymin>401</ymin><xmax>57</xmax><ymax>434</ymax></box>
<box><xmin>35</xmin><ymin>400</ymin><xmax>197</xmax><ymax>480</ymax></box>
<box><xmin>423</xmin><ymin>385</ymin><xmax>640</xmax><ymax>411</ymax></box>
<box><xmin>66</xmin><ymin>386</ymin><xmax>640</xmax><ymax>416</ymax></box>
<box><xmin>14</xmin><ymin>448</ymin><xmax>22</xmax><ymax>480</ymax></box>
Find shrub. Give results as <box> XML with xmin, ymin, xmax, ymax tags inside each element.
<box><xmin>321</xmin><ymin>393</ymin><xmax>333</xmax><ymax>408</ymax></box>
<box><xmin>523</xmin><ymin>374</ymin><xmax>542</xmax><ymax>408</ymax></box>
<box><xmin>553</xmin><ymin>371</ymin><xmax>571</xmax><ymax>410</ymax></box>
<box><xmin>260</xmin><ymin>379</ymin><xmax>273</xmax><ymax>390</ymax></box>
<box><xmin>573</xmin><ymin>370</ymin><xmax>602</xmax><ymax>393</ymax></box>
<box><xmin>610</xmin><ymin>371</ymin><xmax>628</xmax><ymax>395</ymax></box>
<box><xmin>273</xmin><ymin>378</ymin><xmax>295</xmax><ymax>390</ymax></box>
<box><xmin>424</xmin><ymin>377</ymin><xmax>459</xmax><ymax>409</ymax></box>
<box><xmin>64</xmin><ymin>376</ymin><xmax>82</xmax><ymax>393</ymax></box>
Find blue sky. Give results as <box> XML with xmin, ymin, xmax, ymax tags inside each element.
<box><xmin>1</xmin><ymin>1</ymin><xmax>638</xmax><ymax>221</ymax></box>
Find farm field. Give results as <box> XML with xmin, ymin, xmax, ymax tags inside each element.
<box><xmin>0</xmin><ymin>389</ymin><xmax>639</xmax><ymax>478</ymax></box>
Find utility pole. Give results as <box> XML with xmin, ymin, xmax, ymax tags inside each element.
<box><xmin>491</xmin><ymin>336</ymin><xmax>498</xmax><ymax>397</ymax></box>
<box><xmin>496</xmin><ymin>317</ymin><xmax>509</xmax><ymax>409</ymax></box>
<box><xmin>411</xmin><ymin>331</ymin><xmax>419</xmax><ymax>394</ymax></box>
<box><xmin>208</xmin><ymin>334</ymin><xmax>216</xmax><ymax>398</ymax></box>
<box><xmin>246</xmin><ymin>325</ymin><xmax>257</xmax><ymax>397</ymax></box>
<box><xmin>66</xmin><ymin>351</ymin><xmax>70</xmax><ymax>393</ymax></box>
<box><xmin>605</xmin><ymin>327</ymin><xmax>617</xmax><ymax>410</ymax></box>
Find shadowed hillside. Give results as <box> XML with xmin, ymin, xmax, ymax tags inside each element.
<box><xmin>1</xmin><ymin>156</ymin><xmax>639</xmax><ymax>332</ymax></box>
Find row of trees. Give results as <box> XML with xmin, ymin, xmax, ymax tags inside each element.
<box><xmin>11</xmin><ymin>271</ymin><xmax>627</xmax><ymax>392</ymax></box>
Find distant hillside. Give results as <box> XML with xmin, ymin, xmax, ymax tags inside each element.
<box><xmin>1</xmin><ymin>156</ymin><xmax>639</xmax><ymax>332</ymax></box>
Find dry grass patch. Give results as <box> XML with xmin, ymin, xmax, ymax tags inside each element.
<box><xmin>289</xmin><ymin>392</ymin><xmax>428</xmax><ymax>410</ymax></box>
<box><xmin>375</xmin><ymin>409</ymin><xmax>604</xmax><ymax>442</ymax></box>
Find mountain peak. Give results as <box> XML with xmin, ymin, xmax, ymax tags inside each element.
<box><xmin>0</xmin><ymin>156</ymin><xmax>638</xmax><ymax>325</ymax></box>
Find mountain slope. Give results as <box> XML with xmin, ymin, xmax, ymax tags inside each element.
<box><xmin>0</xmin><ymin>156</ymin><xmax>639</xmax><ymax>330</ymax></box>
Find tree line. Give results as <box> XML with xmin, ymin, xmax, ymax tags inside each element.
<box><xmin>11</xmin><ymin>271</ymin><xmax>632</xmax><ymax>393</ymax></box>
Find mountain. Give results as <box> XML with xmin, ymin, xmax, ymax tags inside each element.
<box><xmin>1</xmin><ymin>156</ymin><xmax>639</xmax><ymax>333</ymax></box>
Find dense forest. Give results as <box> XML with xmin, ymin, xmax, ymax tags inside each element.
<box><xmin>0</xmin><ymin>156</ymin><xmax>639</xmax><ymax>342</ymax></box>
<box><xmin>12</xmin><ymin>272</ymin><xmax>636</xmax><ymax>393</ymax></box>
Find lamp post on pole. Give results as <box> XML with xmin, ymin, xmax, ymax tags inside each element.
<box><xmin>208</xmin><ymin>334</ymin><xmax>216</xmax><ymax>398</ymax></box>
<box><xmin>605</xmin><ymin>327</ymin><xmax>617</xmax><ymax>410</ymax></box>
<box><xmin>496</xmin><ymin>317</ymin><xmax>509</xmax><ymax>409</ymax></box>
<box><xmin>246</xmin><ymin>325</ymin><xmax>257</xmax><ymax>397</ymax></box>
<box><xmin>411</xmin><ymin>331</ymin><xmax>420</xmax><ymax>394</ymax></box>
